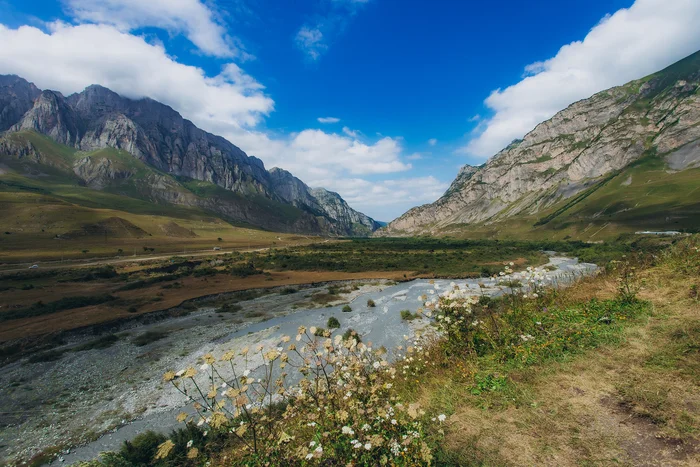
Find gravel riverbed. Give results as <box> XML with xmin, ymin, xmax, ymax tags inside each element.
<box><xmin>0</xmin><ymin>255</ymin><xmax>596</xmax><ymax>465</ymax></box>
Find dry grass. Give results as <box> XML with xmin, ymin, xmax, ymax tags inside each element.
<box><xmin>0</xmin><ymin>269</ymin><xmax>411</xmax><ymax>341</ymax></box>
<box><xmin>405</xmin><ymin>265</ymin><xmax>700</xmax><ymax>466</ymax></box>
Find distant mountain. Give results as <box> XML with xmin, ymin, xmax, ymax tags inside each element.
<box><xmin>379</xmin><ymin>50</ymin><xmax>700</xmax><ymax>240</ymax></box>
<box><xmin>0</xmin><ymin>77</ymin><xmax>378</xmax><ymax>236</ymax></box>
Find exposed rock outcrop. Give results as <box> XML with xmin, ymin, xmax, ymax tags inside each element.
<box><xmin>0</xmin><ymin>78</ymin><xmax>380</xmax><ymax>236</ymax></box>
<box><xmin>380</xmin><ymin>50</ymin><xmax>700</xmax><ymax>236</ymax></box>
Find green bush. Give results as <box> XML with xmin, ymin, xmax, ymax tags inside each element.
<box><xmin>132</xmin><ymin>331</ymin><xmax>169</xmax><ymax>347</ymax></box>
<box><xmin>367</xmin><ymin>299</ymin><xmax>376</xmax><ymax>307</ymax></box>
<box><xmin>341</xmin><ymin>304</ymin><xmax>352</xmax><ymax>313</ymax></box>
<box><xmin>327</xmin><ymin>316</ymin><xmax>340</xmax><ymax>328</ymax></box>
<box><xmin>342</xmin><ymin>328</ymin><xmax>361</xmax><ymax>342</ymax></box>
<box><xmin>119</xmin><ymin>430</ymin><xmax>166</xmax><ymax>466</ymax></box>
<box><xmin>400</xmin><ymin>309</ymin><xmax>417</xmax><ymax>320</ymax></box>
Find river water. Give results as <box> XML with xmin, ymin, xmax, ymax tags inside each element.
<box><xmin>45</xmin><ymin>255</ymin><xmax>596</xmax><ymax>465</ymax></box>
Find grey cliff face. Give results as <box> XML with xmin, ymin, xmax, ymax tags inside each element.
<box><xmin>380</xmin><ymin>51</ymin><xmax>700</xmax><ymax>236</ymax></box>
<box><xmin>0</xmin><ymin>75</ymin><xmax>41</xmax><ymax>132</ymax></box>
<box><xmin>0</xmin><ymin>77</ymin><xmax>380</xmax><ymax>236</ymax></box>
<box><xmin>268</xmin><ymin>167</ymin><xmax>381</xmax><ymax>235</ymax></box>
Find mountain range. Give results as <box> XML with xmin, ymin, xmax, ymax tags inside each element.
<box><xmin>379</xmin><ymin>50</ymin><xmax>700</xmax><ymax>240</ymax></box>
<box><xmin>0</xmin><ymin>76</ymin><xmax>380</xmax><ymax>237</ymax></box>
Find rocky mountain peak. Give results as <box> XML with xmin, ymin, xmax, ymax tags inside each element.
<box><xmin>379</xmin><ymin>50</ymin><xmax>700</xmax><ymax>237</ymax></box>
<box><xmin>0</xmin><ymin>76</ymin><xmax>380</xmax><ymax>236</ymax></box>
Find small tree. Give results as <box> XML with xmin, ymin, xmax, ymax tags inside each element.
<box><xmin>367</xmin><ymin>299</ymin><xmax>376</xmax><ymax>307</ymax></box>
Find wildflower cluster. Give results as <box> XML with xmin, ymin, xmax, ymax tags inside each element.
<box><xmin>610</xmin><ymin>255</ymin><xmax>642</xmax><ymax>303</ymax></box>
<box><xmin>160</xmin><ymin>326</ymin><xmax>443</xmax><ymax>465</ymax></box>
<box><xmin>423</xmin><ymin>280</ymin><xmax>481</xmax><ymax>354</ymax></box>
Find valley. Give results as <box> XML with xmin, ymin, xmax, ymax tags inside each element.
<box><xmin>0</xmin><ymin>8</ymin><xmax>698</xmax><ymax>466</ymax></box>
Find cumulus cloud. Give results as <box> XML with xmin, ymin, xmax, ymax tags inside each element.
<box><xmin>428</xmin><ymin>138</ymin><xmax>437</xmax><ymax>146</ymax></box>
<box><xmin>0</xmin><ymin>22</ymin><xmax>273</xmax><ymax>130</ymax></box>
<box><xmin>295</xmin><ymin>0</ymin><xmax>370</xmax><ymax>60</ymax></box>
<box><xmin>317</xmin><ymin>116</ymin><xmax>340</xmax><ymax>123</ymax></box>
<box><xmin>64</xmin><ymin>0</ymin><xmax>244</xmax><ymax>58</ymax></box>
<box><xmin>463</xmin><ymin>0</ymin><xmax>700</xmax><ymax>160</ymax></box>
<box><xmin>308</xmin><ymin>176</ymin><xmax>449</xmax><ymax>220</ymax></box>
<box><xmin>0</xmin><ymin>18</ymin><xmax>424</xmax><ymax>220</ymax></box>
<box><xmin>226</xmin><ymin>127</ymin><xmax>425</xmax><ymax>219</ymax></box>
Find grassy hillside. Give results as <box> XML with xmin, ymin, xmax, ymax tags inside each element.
<box><xmin>438</xmin><ymin>151</ymin><xmax>700</xmax><ymax>241</ymax></box>
<box><xmin>0</xmin><ymin>132</ymin><xmax>318</xmax><ymax>262</ymax></box>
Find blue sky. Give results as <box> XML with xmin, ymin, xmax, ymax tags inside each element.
<box><xmin>1</xmin><ymin>0</ymin><xmax>700</xmax><ymax>220</ymax></box>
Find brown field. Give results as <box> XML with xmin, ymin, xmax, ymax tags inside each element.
<box><xmin>0</xmin><ymin>269</ymin><xmax>412</xmax><ymax>342</ymax></box>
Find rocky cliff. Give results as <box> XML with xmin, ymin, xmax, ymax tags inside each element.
<box><xmin>380</xmin><ymin>50</ymin><xmax>700</xmax><ymax>237</ymax></box>
<box><xmin>0</xmin><ymin>77</ymin><xmax>379</xmax><ymax>236</ymax></box>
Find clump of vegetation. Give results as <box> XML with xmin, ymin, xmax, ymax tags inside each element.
<box><xmin>341</xmin><ymin>304</ymin><xmax>352</xmax><ymax>313</ymax></box>
<box><xmin>400</xmin><ymin>309</ymin><xmax>418</xmax><ymax>320</ymax></box>
<box><xmin>366</xmin><ymin>299</ymin><xmax>376</xmax><ymax>307</ymax></box>
<box><xmin>313</xmin><ymin>327</ymin><xmax>327</xmax><ymax>337</ymax></box>
<box><xmin>0</xmin><ymin>294</ymin><xmax>117</xmax><ymax>322</ymax></box>
<box><xmin>342</xmin><ymin>328</ymin><xmax>362</xmax><ymax>343</ymax></box>
<box><xmin>132</xmin><ymin>330</ymin><xmax>169</xmax><ymax>347</ymax></box>
<box><xmin>219</xmin><ymin>303</ymin><xmax>243</xmax><ymax>314</ymax></box>
<box><xmin>27</xmin><ymin>349</ymin><xmax>65</xmax><ymax>364</ymax></box>
<box><xmin>229</xmin><ymin>263</ymin><xmax>263</xmax><ymax>278</ymax></box>
<box><xmin>327</xmin><ymin>316</ymin><xmax>340</xmax><ymax>329</ymax></box>
<box><xmin>280</xmin><ymin>287</ymin><xmax>297</xmax><ymax>295</ymax></box>
<box><xmin>72</xmin><ymin>334</ymin><xmax>119</xmax><ymax>352</ymax></box>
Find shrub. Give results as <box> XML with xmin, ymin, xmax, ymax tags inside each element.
<box><xmin>132</xmin><ymin>331</ymin><xmax>168</xmax><ymax>347</ymax></box>
<box><xmin>280</xmin><ymin>287</ymin><xmax>297</xmax><ymax>295</ymax></box>
<box><xmin>220</xmin><ymin>303</ymin><xmax>242</xmax><ymax>313</ymax></box>
<box><xmin>0</xmin><ymin>295</ymin><xmax>117</xmax><ymax>322</ymax></box>
<box><xmin>400</xmin><ymin>309</ymin><xmax>418</xmax><ymax>320</ymax></box>
<box><xmin>158</xmin><ymin>326</ymin><xmax>440</xmax><ymax>465</ymax></box>
<box><xmin>366</xmin><ymin>299</ymin><xmax>376</xmax><ymax>307</ymax></box>
<box><xmin>119</xmin><ymin>430</ymin><xmax>167</xmax><ymax>465</ymax></box>
<box><xmin>313</xmin><ymin>327</ymin><xmax>327</xmax><ymax>337</ymax></box>
<box><xmin>341</xmin><ymin>305</ymin><xmax>352</xmax><ymax>313</ymax></box>
<box><xmin>27</xmin><ymin>350</ymin><xmax>65</xmax><ymax>363</ymax></box>
<box><xmin>327</xmin><ymin>316</ymin><xmax>340</xmax><ymax>329</ymax></box>
<box><xmin>73</xmin><ymin>334</ymin><xmax>119</xmax><ymax>352</ymax></box>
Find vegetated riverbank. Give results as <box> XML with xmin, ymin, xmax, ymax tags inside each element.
<box><xmin>3</xmin><ymin>255</ymin><xmax>596</xmax><ymax>466</ymax></box>
<box><xmin>0</xmin><ymin>279</ymin><xmax>396</xmax><ymax>466</ymax></box>
<box><xmin>57</xmin><ymin>240</ymin><xmax>700</xmax><ymax>466</ymax></box>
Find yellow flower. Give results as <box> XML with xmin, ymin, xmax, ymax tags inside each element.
<box><xmin>203</xmin><ymin>353</ymin><xmax>216</xmax><ymax>364</ymax></box>
<box><xmin>183</xmin><ymin>367</ymin><xmax>197</xmax><ymax>378</ymax></box>
<box><xmin>154</xmin><ymin>440</ymin><xmax>175</xmax><ymax>459</ymax></box>
<box><xmin>210</xmin><ymin>411</ymin><xmax>228</xmax><ymax>429</ymax></box>
<box><xmin>176</xmin><ymin>412</ymin><xmax>188</xmax><ymax>423</ymax></box>
<box><xmin>221</xmin><ymin>350</ymin><xmax>235</xmax><ymax>361</ymax></box>
<box><xmin>187</xmin><ymin>447</ymin><xmax>199</xmax><ymax>459</ymax></box>
<box><xmin>163</xmin><ymin>371</ymin><xmax>176</xmax><ymax>382</ymax></box>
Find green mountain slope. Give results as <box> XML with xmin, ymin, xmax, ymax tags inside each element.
<box><xmin>381</xmin><ymin>50</ymin><xmax>700</xmax><ymax>240</ymax></box>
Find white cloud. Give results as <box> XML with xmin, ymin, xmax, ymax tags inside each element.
<box><xmin>64</xmin><ymin>0</ymin><xmax>243</xmax><ymax>58</ymax></box>
<box><xmin>407</xmin><ymin>153</ymin><xmax>423</xmax><ymax>160</ymax></box>
<box><xmin>295</xmin><ymin>26</ymin><xmax>327</xmax><ymax>61</ymax></box>
<box><xmin>295</xmin><ymin>0</ymin><xmax>370</xmax><ymax>60</ymax></box>
<box><xmin>463</xmin><ymin>0</ymin><xmax>700</xmax><ymax>159</ymax></box>
<box><xmin>342</xmin><ymin>126</ymin><xmax>360</xmax><ymax>138</ymax></box>
<box><xmin>308</xmin><ymin>176</ymin><xmax>449</xmax><ymax>220</ymax></box>
<box><xmin>428</xmin><ymin>138</ymin><xmax>437</xmax><ymax>146</ymax></box>
<box><xmin>0</xmin><ymin>22</ymin><xmax>273</xmax><ymax>130</ymax></box>
<box><xmin>0</xmin><ymin>19</ymin><xmax>418</xmax><ymax>220</ymax></box>
<box><xmin>317</xmin><ymin>116</ymin><xmax>340</xmax><ymax>123</ymax></box>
